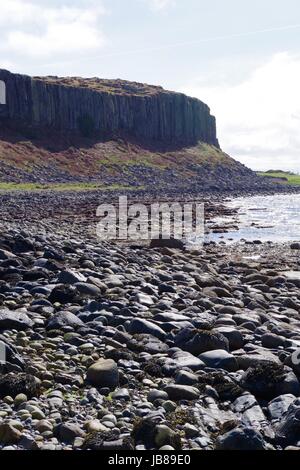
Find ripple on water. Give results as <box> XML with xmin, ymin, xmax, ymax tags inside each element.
<box><xmin>207</xmin><ymin>194</ymin><xmax>300</xmax><ymax>244</ymax></box>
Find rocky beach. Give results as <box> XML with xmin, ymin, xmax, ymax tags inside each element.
<box><xmin>0</xmin><ymin>189</ymin><xmax>299</xmax><ymax>451</ymax></box>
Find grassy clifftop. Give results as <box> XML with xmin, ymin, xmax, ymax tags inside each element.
<box><xmin>257</xmin><ymin>171</ymin><xmax>300</xmax><ymax>186</ymax></box>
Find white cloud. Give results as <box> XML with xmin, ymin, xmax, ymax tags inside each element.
<box><xmin>0</xmin><ymin>0</ymin><xmax>106</xmax><ymax>60</ymax></box>
<box><xmin>182</xmin><ymin>52</ymin><xmax>300</xmax><ymax>173</ymax></box>
<box><xmin>146</xmin><ymin>0</ymin><xmax>174</xmax><ymax>11</ymax></box>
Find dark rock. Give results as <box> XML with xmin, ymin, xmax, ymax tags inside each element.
<box><xmin>262</xmin><ymin>333</ymin><xmax>286</xmax><ymax>349</ymax></box>
<box><xmin>164</xmin><ymin>384</ymin><xmax>200</xmax><ymax>401</ymax></box>
<box><xmin>0</xmin><ymin>69</ymin><xmax>219</xmax><ymax>146</ymax></box>
<box><xmin>54</xmin><ymin>422</ymin><xmax>85</xmax><ymax>443</ymax></box>
<box><xmin>216</xmin><ymin>426</ymin><xmax>267</xmax><ymax>450</ymax></box>
<box><xmin>240</xmin><ymin>363</ymin><xmax>300</xmax><ymax>400</ymax></box>
<box><xmin>214</xmin><ymin>326</ymin><xmax>244</xmax><ymax>351</ymax></box>
<box><xmin>290</xmin><ymin>243</ymin><xmax>300</xmax><ymax>250</ymax></box>
<box><xmin>127</xmin><ymin>334</ymin><xmax>169</xmax><ymax>354</ymax></box>
<box><xmin>276</xmin><ymin>401</ymin><xmax>300</xmax><ymax>445</ymax></box>
<box><xmin>0</xmin><ymin>373</ymin><xmax>40</xmax><ymax>398</ymax></box>
<box><xmin>0</xmin><ymin>309</ymin><xmax>33</xmax><ymax>331</ymax></box>
<box><xmin>268</xmin><ymin>394</ymin><xmax>296</xmax><ymax>421</ymax></box>
<box><xmin>83</xmin><ymin>431</ymin><xmax>134</xmax><ymax>450</ymax></box>
<box><xmin>0</xmin><ymin>338</ymin><xmax>25</xmax><ymax>371</ymax></box>
<box><xmin>48</xmin><ymin>285</ymin><xmax>79</xmax><ymax>304</ymax></box>
<box><xmin>74</xmin><ymin>282</ymin><xmax>101</xmax><ymax>297</ymax></box>
<box><xmin>46</xmin><ymin>311</ymin><xmax>85</xmax><ymax>330</ymax></box>
<box><xmin>175</xmin><ymin>370</ymin><xmax>199</xmax><ymax>385</ymax></box>
<box><xmin>150</xmin><ymin>238</ymin><xmax>185</xmax><ymax>250</ymax></box>
<box><xmin>132</xmin><ymin>417</ymin><xmax>181</xmax><ymax>449</ymax></box>
<box><xmin>148</xmin><ymin>389</ymin><xmax>169</xmax><ymax>402</ymax></box>
<box><xmin>0</xmin><ymin>249</ymin><xmax>16</xmax><ymax>260</ymax></box>
<box><xmin>86</xmin><ymin>359</ymin><xmax>119</xmax><ymax>390</ymax></box>
<box><xmin>198</xmin><ymin>371</ymin><xmax>243</xmax><ymax>401</ymax></box>
<box><xmin>173</xmin><ymin>328</ymin><xmax>229</xmax><ymax>355</ymax></box>
<box><xmin>58</xmin><ymin>269</ymin><xmax>87</xmax><ymax>284</ymax></box>
<box><xmin>128</xmin><ymin>319</ymin><xmax>166</xmax><ymax>340</ymax></box>
<box><xmin>199</xmin><ymin>349</ymin><xmax>238</xmax><ymax>371</ymax></box>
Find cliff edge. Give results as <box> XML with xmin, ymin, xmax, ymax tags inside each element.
<box><xmin>0</xmin><ymin>69</ymin><xmax>218</xmax><ymax>146</ymax></box>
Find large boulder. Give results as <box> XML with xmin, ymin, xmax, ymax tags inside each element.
<box><xmin>199</xmin><ymin>349</ymin><xmax>238</xmax><ymax>372</ymax></box>
<box><xmin>58</xmin><ymin>269</ymin><xmax>87</xmax><ymax>284</ymax></box>
<box><xmin>276</xmin><ymin>401</ymin><xmax>300</xmax><ymax>445</ymax></box>
<box><xmin>0</xmin><ymin>373</ymin><xmax>40</xmax><ymax>399</ymax></box>
<box><xmin>128</xmin><ymin>319</ymin><xmax>166</xmax><ymax>340</ymax></box>
<box><xmin>86</xmin><ymin>359</ymin><xmax>119</xmax><ymax>390</ymax></box>
<box><xmin>0</xmin><ymin>423</ymin><xmax>22</xmax><ymax>444</ymax></box>
<box><xmin>164</xmin><ymin>384</ymin><xmax>200</xmax><ymax>401</ymax></box>
<box><xmin>216</xmin><ymin>426</ymin><xmax>267</xmax><ymax>450</ymax></box>
<box><xmin>0</xmin><ymin>338</ymin><xmax>25</xmax><ymax>371</ymax></box>
<box><xmin>46</xmin><ymin>311</ymin><xmax>85</xmax><ymax>330</ymax></box>
<box><xmin>173</xmin><ymin>328</ymin><xmax>229</xmax><ymax>355</ymax></box>
<box><xmin>240</xmin><ymin>363</ymin><xmax>300</xmax><ymax>400</ymax></box>
<box><xmin>0</xmin><ymin>309</ymin><xmax>33</xmax><ymax>331</ymax></box>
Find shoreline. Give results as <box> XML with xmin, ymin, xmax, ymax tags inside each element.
<box><xmin>0</xmin><ymin>189</ymin><xmax>299</xmax><ymax>451</ymax></box>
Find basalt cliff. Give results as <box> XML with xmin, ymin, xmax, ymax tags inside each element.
<box><xmin>0</xmin><ymin>69</ymin><xmax>218</xmax><ymax>146</ymax></box>
<box><xmin>0</xmin><ymin>69</ymin><xmax>278</xmax><ymax>192</ymax></box>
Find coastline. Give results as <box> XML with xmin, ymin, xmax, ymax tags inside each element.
<box><xmin>0</xmin><ymin>189</ymin><xmax>299</xmax><ymax>450</ymax></box>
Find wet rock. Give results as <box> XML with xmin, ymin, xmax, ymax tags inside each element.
<box><xmin>0</xmin><ymin>339</ymin><xmax>25</xmax><ymax>371</ymax></box>
<box><xmin>262</xmin><ymin>333</ymin><xmax>286</xmax><ymax>349</ymax></box>
<box><xmin>150</xmin><ymin>239</ymin><xmax>185</xmax><ymax>250</ymax></box>
<box><xmin>290</xmin><ymin>243</ymin><xmax>300</xmax><ymax>250</ymax></box>
<box><xmin>147</xmin><ymin>389</ymin><xmax>169</xmax><ymax>402</ymax></box>
<box><xmin>276</xmin><ymin>401</ymin><xmax>300</xmax><ymax>445</ymax></box>
<box><xmin>198</xmin><ymin>371</ymin><xmax>243</xmax><ymax>401</ymax></box>
<box><xmin>135</xmin><ymin>293</ymin><xmax>154</xmax><ymax>306</ymax></box>
<box><xmin>54</xmin><ymin>422</ymin><xmax>85</xmax><ymax>443</ymax></box>
<box><xmin>175</xmin><ymin>370</ymin><xmax>199</xmax><ymax>385</ymax></box>
<box><xmin>0</xmin><ymin>423</ymin><xmax>22</xmax><ymax>444</ymax></box>
<box><xmin>0</xmin><ymin>249</ymin><xmax>16</xmax><ymax>260</ymax></box>
<box><xmin>171</xmin><ymin>350</ymin><xmax>205</xmax><ymax>371</ymax></box>
<box><xmin>173</xmin><ymin>328</ymin><xmax>229</xmax><ymax>355</ymax></box>
<box><xmin>236</xmin><ymin>351</ymin><xmax>281</xmax><ymax>370</ymax></box>
<box><xmin>111</xmin><ymin>388</ymin><xmax>130</xmax><ymax>400</ymax></box>
<box><xmin>58</xmin><ymin>269</ymin><xmax>87</xmax><ymax>284</ymax></box>
<box><xmin>0</xmin><ymin>309</ymin><xmax>33</xmax><ymax>331</ymax></box>
<box><xmin>83</xmin><ymin>430</ymin><xmax>134</xmax><ymax>450</ymax></box>
<box><xmin>216</xmin><ymin>426</ymin><xmax>267</xmax><ymax>450</ymax></box>
<box><xmin>86</xmin><ymin>359</ymin><xmax>119</xmax><ymax>390</ymax></box>
<box><xmin>0</xmin><ymin>373</ymin><xmax>40</xmax><ymax>399</ymax></box>
<box><xmin>128</xmin><ymin>319</ymin><xmax>166</xmax><ymax>340</ymax></box>
<box><xmin>127</xmin><ymin>334</ymin><xmax>169</xmax><ymax>354</ymax></box>
<box><xmin>74</xmin><ymin>282</ymin><xmax>101</xmax><ymax>297</ymax></box>
<box><xmin>199</xmin><ymin>350</ymin><xmax>238</xmax><ymax>372</ymax></box>
<box><xmin>268</xmin><ymin>394</ymin><xmax>296</xmax><ymax>421</ymax></box>
<box><xmin>214</xmin><ymin>327</ymin><xmax>244</xmax><ymax>351</ymax></box>
<box><xmin>46</xmin><ymin>311</ymin><xmax>85</xmax><ymax>330</ymax></box>
<box><xmin>164</xmin><ymin>384</ymin><xmax>200</xmax><ymax>401</ymax></box>
<box><xmin>240</xmin><ymin>363</ymin><xmax>300</xmax><ymax>399</ymax></box>
<box><xmin>154</xmin><ymin>425</ymin><xmax>181</xmax><ymax>449</ymax></box>
<box><xmin>48</xmin><ymin>285</ymin><xmax>79</xmax><ymax>304</ymax></box>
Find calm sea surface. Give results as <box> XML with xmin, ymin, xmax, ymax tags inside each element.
<box><xmin>207</xmin><ymin>193</ymin><xmax>300</xmax><ymax>243</ymax></box>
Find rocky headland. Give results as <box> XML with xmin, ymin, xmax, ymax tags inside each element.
<box><xmin>0</xmin><ymin>70</ymin><xmax>296</xmax><ymax>193</ymax></box>
<box><xmin>0</xmin><ymin>71</ymin><xmax>299</xmax><ymax>452</ymax></box>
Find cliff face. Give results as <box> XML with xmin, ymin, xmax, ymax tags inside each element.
<box><xmin>0</xmin><ymin>69</ymin><xmax>219</xmax><ymax>147</ymax></box>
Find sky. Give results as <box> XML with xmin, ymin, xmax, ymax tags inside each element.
<box><xmin>0</xmin><ymin>0</ymin><xmax>300</xmax><ymax>172</ymax></box>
